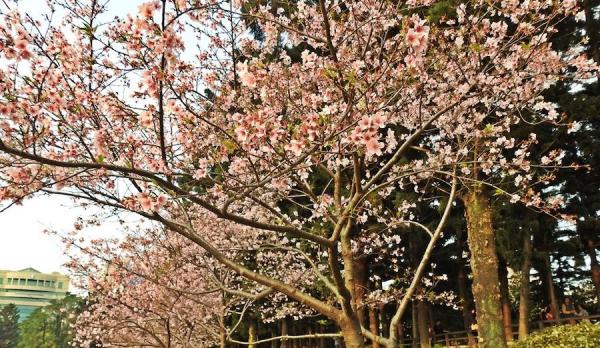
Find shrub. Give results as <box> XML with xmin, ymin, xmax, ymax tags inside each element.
<box><xmin>513</xmin><ymin>323</ymin><xmax>600</xmax><ymax>348</ymax></box>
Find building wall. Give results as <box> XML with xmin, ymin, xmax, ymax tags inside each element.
<box><xmin>0</xmin><ymin>268</ymin><xmax>69</xmax><ymax>321</ymax></box>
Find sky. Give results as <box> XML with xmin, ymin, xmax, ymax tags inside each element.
<box><xmin>0</xmin><ymin>0</ymin><xmax>144</xmax><ymax>276</ymax></box>
<box><xmin>1</xmin><ymin>196</ymin><xmax>90</xmax><ymax>274</ymax></box>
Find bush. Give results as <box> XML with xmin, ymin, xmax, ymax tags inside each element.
<box><xmin>513</xmin><ymin>323</ymin><xmax>600</xmax><ymax>348</ymax></box>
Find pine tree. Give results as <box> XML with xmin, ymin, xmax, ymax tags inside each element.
<box><xmin>0</xmin><ymin>304</ymin><xmax>20</xmax><ymax>348</ymax></box>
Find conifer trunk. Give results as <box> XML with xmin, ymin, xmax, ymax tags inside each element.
<box><xmin>271</xmin><ymin>327</ymin><xmax>278</xmax><ymax>348</ymax></box>
<box><xmin>542</xmin><ymin>250</ymin><xmax>560</xmax><ymax>320</ymax></box>
<box><xmin>585</xmin><ymin>239</ymin><xmax>600</xmax><ymax>305</ymax></box>
<box><xmin>518</xmin><ymin>229</ymin><xmax>532</xmax><ymax>339</ymax></box>
<box><xmin>464</xmin><ymin>189</ymin><xmax>507</xmax><ymax>348</ymax></box>
<box><xmin>412</xmin><ymin>301</ymin><xmax>419</xmax><ymax>348</ymax></box>
<box><xmin>379</xmin><ymin>303</ymin><xmax>388</xmax><ymax>339</ymax></box>
<box><xmin>319</xmin><ymin>325</ymin><xmax>325</xmax><ymax>348</ymax></box>
<box><xmin>498</xmin><ymin>258</ymin><xmax>513</xmax><ymax>341</ymax></box>
<box><xmin>458</xmin><ymin>266</ymin><xmax>476</xmax><ymax>347</ymax></box>
<box><xmin>292</xmin><ymin>321</ymin><xmax>299</xmax><ymax>348</ymax></box>
<box><xmin>281</xmin><ymin>319</ymin><xmax>289</xmax><ymax>348</ymax></box>
<box><xmin>457</xmin><ymin>229</ymin><xmax>476</xmax><ymax>347</ymax></box>
<box><xmin>417</xmin><ymin>301</ymin><xmax>431</xmax><ymax>348</ymax></box>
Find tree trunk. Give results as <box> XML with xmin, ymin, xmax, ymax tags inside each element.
<box><xmin>585</xmin><ymin>239</ymin><xmax>600</xmax><ymax>305</ymax></box>
<box><xmin>271</xmin><ymin>326</ymin><xmax>278</xmax><ymax>348</ymax></box>
<box><xmin>412</xmin><ymin>301</ymin><xmax>419</xmax><ymax>348</ymax></box>
<box><xmin>219</xmin><ymin>314</ymin><xmax>227</xmax><ymax>348</ymax></box>
<box><xmin>428</xmin><ymin>304</ymin><xmax>434</xmax><ymax>342</ymax></box>
<box><xmin>369</xmin><ymin>305</ymin><xmax>380</xmax><ymax>348</ymax></box>
<box><xmin>319</xmin><ymin>324</ymin><xmax>326</xmax><ymax>348</ymax></box>
<box><xmin>417</xmin><ymin>300</ymin><xmax>430</xmax><ymax>348</ymax></box>
<box><xmin>395</xmin><ymin>302</ymin><xmax>404</xmax><ymax>346</ymax></box>
<box><xmin>543</xmin><ymin>250</ymin><xmax>560</xmax><ymax>320</ymax></box>
<box><xmin>464</xmin><ymin>190</ymin><xmax>507</xmax><ymax>348</ymax></box>
<box><xmin>292</xmin><ymin>321</ymin><xmax>299</xmax><ymax>348</ymax></box>
<box><xmin>518</xmin><ymin>229</ymin><xmax>532</xmax><ymax>339</ymax></box>
<box><xmin>498</xmin><ymin>258</ymin><xmax>513</xmax><ymax>342</ymax></box>
<box><xmin>249</xmin><ymin>319</ymin><xmax>257</xmax><ymax>348</ymax></box>
<box><xmin>355</xmin><ymin>257</ymin><xmax>369</xmax><ymax>327</ymax></box>
<box><xmin>379</xmin><ymin>302</ymin><xmax>388</xmax><ymax>338</ymax></box>
<box><xmin>281</xmin><ymin>318</ymin><xmax>289</xmax><ymax>348</ymax></box>
<box><xmin>457</xmin><ymin>231</ymin><xmax>476</xmax><ymax>347</ymax></box>
<box><xmin>340</xmin><ymin>226</ymin><xmax>365</xmax><ymax>348</ymax></box>
<box><xmin>340</xmin><ymin>317</ymin><xmax>366</xmax><ymax>348</ymax></box>
<box><xmin>220</xmin><ymin>333</ymin><xmax>227</xmax><ymax>348</ymax></box>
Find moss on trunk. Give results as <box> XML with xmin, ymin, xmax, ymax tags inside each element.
<box><xmin>464</xmin><ymin>189</ymin><xmax>507</xmax><ymax>348</ymax></box>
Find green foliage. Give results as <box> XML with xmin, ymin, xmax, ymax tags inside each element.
<box><xmin>0</xmin><ymin>304</ymin><xmax>20</xmax><ymax>348</ymax></box>
<box><xmin>513</xmin><ymin>323</ymin><xmax>600</xmax><ymax>348</ymax></box>
<box><xmin>427</xmin><ymin>0</ymin><xmax>458</xmax><ymax>23</ymax></box>
<box><xmin>17</xmin><ymin>295</ymin><xmax>83</xmax><ymax>348</ymax></box>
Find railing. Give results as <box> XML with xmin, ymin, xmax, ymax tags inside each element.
<box><xmin>227</xmin><ymin>315</ymin><xmax>600</xmax><ymax>348</ymax></box>
<box><xmin>430</xmin><ymin>314</ymin><xmax>600</xmax><ymax>347</ymax></box>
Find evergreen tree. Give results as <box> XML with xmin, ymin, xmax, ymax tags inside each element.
<box><xmin>547</xmin><ymin>0</ymin><xmax>600</xmax><ymax>308</ymax></box>
<box><xmin>0</xmin><ymin>304</ymin><xmax>20</xmax><ymax>348</ymax></box>
<box><xmin>17</xmin><ymin>295</ymin><xmax>83</xmax><ymax>348</ymax></box>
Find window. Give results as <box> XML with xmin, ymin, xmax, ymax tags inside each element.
<box><xmin>19</xmin><ymin>279</ymin><xmax>25</xmax><ymax>285</ymax></box>
<box><xmin>27</xmin><ymin>279</ymin><xmax>36</xmax><ymax>286</ymax></box>
<box><xmin>58</xmin><ymin>282</ymin><xmax>63</xmax><ymax>289</ymax></box>
<box><xmin>0</xmin><ymin>278</ymin><xmax>3</xmax><ymax>285</ymax></box>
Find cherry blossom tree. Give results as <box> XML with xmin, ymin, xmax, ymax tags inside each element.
<box><xmin>66</xmin><ymin>229</ymin><xmax>227</xmax><ymax>347</ymax></box>
<box><xmin>64</xmin><ymin>219</ymin><xmax>324</xmax><ymax>347</ymax></box>
<box><xmin>0</xmin><ymin>0</ymin><xmax>596</xmax><ymax>347</ymax></box>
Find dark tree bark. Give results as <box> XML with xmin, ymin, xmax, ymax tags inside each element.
<box><xmin>292</xmin><ymin>321</ymin><xmax>299</xmax><ymax>348</ymax></box>
<box><xmin>319</xmin><ymin>324</ymin><xmax>326</xmax><ymax>348</ymax></box>
<box><xmin>416</xmin><ymin>300</ymin><xmax>430</xmax><ymax>348</ymax></box>
<box><xmin>498</xmin><ymin>258</ymin><xmax>513</xmax><ymax>342</ymax></box>
<box><xmin>457</xmin><ymin>229</ymin><xmax>476</xmax><ymax>347</ymax></box>
<box><xmin>379</xmin><ymin>302</ymin><xmax>388</xmax><ymax>339</ymax></box>
<box><xmin>412</xmin><ymin>301</ymin><xmax>419</xmax><ymax>348</ymax></box>
<box><xmin>585</xmin><ymin>239</ymin><xmax>600</xmax><ymax>305</ymax></box>
<box><xmin>518</xmin><ymin>229</ymin><xmax>532</xmax><ymax>338</ymax></box>
<box><xmin>281</xmin><ymin>318</ymin><xmax>289</xmax><ymax>348</ymax></box>
<box><xmin>542</xmin><ymin>249</ymin><xmax>560</xmax><ymax>320</ymax></box>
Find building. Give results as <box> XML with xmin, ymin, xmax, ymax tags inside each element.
<box><xmin>0</xmin><ymin>268</ymin><xmax>70</xmax><ymax>321</ymax></box>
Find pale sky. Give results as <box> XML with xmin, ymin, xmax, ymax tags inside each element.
<box><xmin>0</xmin><ymin>0</ymin><xmax>144</xmax><ymax>276</ymax></box>
<box><xmin>0</xmin><ymin>196</ymin><xmax>92</xmax><ymax>274</ymax></box>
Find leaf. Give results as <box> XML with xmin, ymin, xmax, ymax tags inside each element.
<box><xmin>484</xmin><ymin>123</ymin><xmax>494</xmax><ymax>134</ymax></box>
<box><xmin>323</xmin><ymin>66</ymin><xmax>338</xmax><ymax>79</ymax></box>
<box><xmin>469</xmin><ymin>43</ymin><xmax>482</xmax><ymax>52</ymax></box>
<box><xmin>223</xmin><ymin>139</ymin><xmax>237</xmax><ymax>152</ymax></box>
